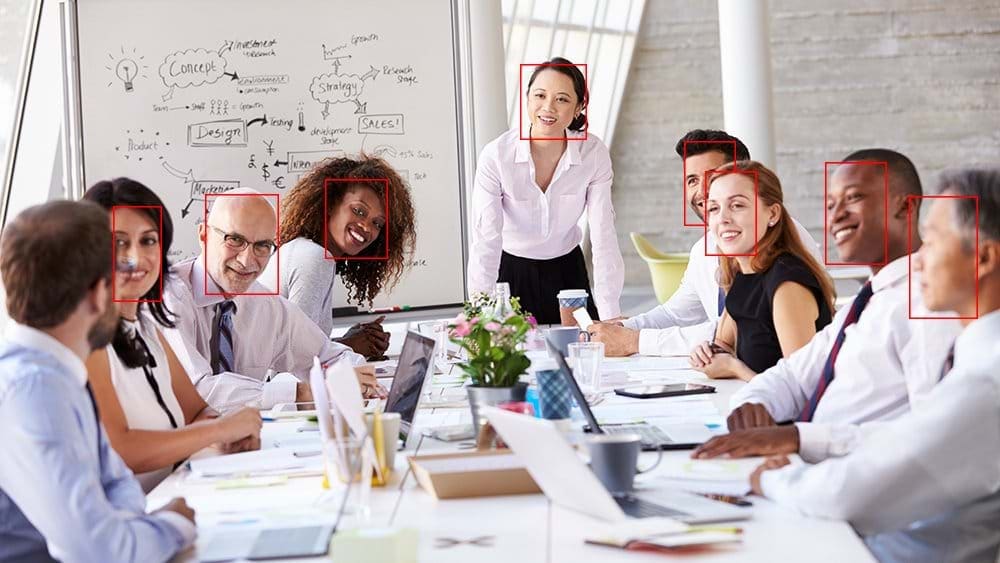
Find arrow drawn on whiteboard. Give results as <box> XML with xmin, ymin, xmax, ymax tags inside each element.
<box><xmin>360</xmin><ymin>65</ymin><xmax>380</xmax><ymax>82</ymax></box>
<box><xmin>352</xmin><ymin>100</ymin><xmax>367</xmax><ymax>114</ymax></box>
<box><xmin>162</xmin><ymin>161</ymin><xmax>196</xmax><ymax>184</ymax></box>
<box><xmin>218</xmin><ymin>39</ymin><xmax>233</xmax><ymax>55</ymax></box>
<box><xmin>247</xmin><ymin>115</ymin><xmax>267</xmax><ymax>127</ymax></box>
<box><xmin>321</xmin><ymin>103</ymin><xmax>330</xmax><ymax>119</ymax></box>
<box><xmin>162</xmin><ymin>87</ymin><xmax>175</xmax><ymax>102</ymax></box>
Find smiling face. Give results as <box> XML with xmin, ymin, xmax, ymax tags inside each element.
<box><xmin>707</xmin><ymin>173</ymin><xmax>777</xmax><ymax>256</ymax></box>
<box><xmin>113</xmin><ymin>207</ymin><xmax>161</xmax><ymax>300</ymax></box>
<box><xmin>914</xmin><ymin>198</ymin><xmax>977</xmax><ymax>314</ymax></box>
<box><xmin>199</xmin><ymin>196</ymin><xmax>277</xmax><ymax>294</ymax></box>
<box><xmin>684</xmin><ymin>151</ymin><xmax>729</xmax><ymax>222</ymax></box>
<box><xmin>526</xmin><ymin>68</ymin><xmax>582</xmax><ymax>137</ymax></box>
<box><xmin>327</xmin><ymin>185</ymin><xmax>386</xmax><ymax>256</ymax></box>
<box><xmin>827</xmin><ymin>163</ymin><xmax>887</xmax><ymax>263</ymax></box>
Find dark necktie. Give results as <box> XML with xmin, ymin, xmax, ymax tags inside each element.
<box><xmin>210</xmin><ymin>300</ymin><xmax>237</xmax><ymax>374</ymax></box>
<box><xmin>939</xmin><ymin>345</ymin><xmax>955</xmax><ymax>381</ymax></box>
<box><xmin>717</xmin><ymin>286</ymin><xmax>726</xmax><ymax>316</ymax></box>
<box><xmin>125</xmin><ymin>325</ymin><xmax>179</xmax><ymax>429</ymax></box>
<box><xmin>799</xmin><ymin>281</ymin><xmax>875</xmax><ymax>422</ymax></box>
<box><xmin>85</xmin><ymin>382</ymin><xmax>101</xmax><ymax>457</ymax></box>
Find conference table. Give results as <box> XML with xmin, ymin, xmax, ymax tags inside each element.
<box><xmin>151</xmin><ymin>330</ymin><xmax>875</xmax><ymax>562</ymax></box>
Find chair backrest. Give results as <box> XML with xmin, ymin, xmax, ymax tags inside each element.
<box><xmin>629</xmin><ymin>232</ymin><xmax>689</xmax><ymax>304</ymax></box>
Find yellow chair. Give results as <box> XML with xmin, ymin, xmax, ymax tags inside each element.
<box><xmin>630</xmin><ymin>232</ymin><xmax>690</xmax><ymax>304</ymax></box>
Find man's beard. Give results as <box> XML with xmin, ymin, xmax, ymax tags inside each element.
<box><xmin>87</xmin><ymin>292</ymin><xmax>119</xmax><ymax>351</ymax></box>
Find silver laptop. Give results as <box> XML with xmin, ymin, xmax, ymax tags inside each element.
<box><xmin>545</xmin><ymin>338</ymin><xmax>712</xmax><ymax>450</ymax></box>
<box><xmin>383</xmin><ymin>330</ymin><xmax>437</xmax><ymax>448</ymax></box>
<box><xmin>484</xmin><ymin>406</ymin><xmax>749</xmax><ymax>524</ymax></box>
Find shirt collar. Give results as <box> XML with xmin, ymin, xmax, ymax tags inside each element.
<box><xmin>4</xmin><ymin>322</ymin><xmax>88</xmax><ymax>386</ymax></box>
<box><xmin>870</xmin><ymin>254</ymin><xmax>910</xmax><ymax>293</ymax></box>
<box><xmin>190</xmin><ymin>255</ymin><xmax>226</xmax><ymax>308</ymax></box>
<box><xmin>513</xmin><ymin>133</ymin><xmax>582</xmax><ymax>166</ymax></box>
<box><xmin>954</xmin><ymin>309</ymin><xmax>1000</xmax><ymax>369</ymax></box>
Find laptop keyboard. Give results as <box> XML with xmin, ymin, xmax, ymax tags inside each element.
<box><xmin>249</xmin><ymin>526</ymin><xmax>326</xmax><ymax>559</ymax></box>
<box><xmin>615</xmin><ymin>495</ymin><xmax>690</xmax><ymax>519</ymax></box>
<box><xmin>605</xmin><ymin>424</ymin><xmax>672</xmax><ymax>446</ymax></box>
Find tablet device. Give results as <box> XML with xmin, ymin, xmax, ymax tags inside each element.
<box><xmin>613</xmin><ymin>383</ymin><xmax>715</xmax><ymax>399</ymax></box>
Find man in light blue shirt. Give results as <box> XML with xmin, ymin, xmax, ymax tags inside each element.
<box><xmin>750</xmin><ymin>168</ymin><xmax>1000</xmax><ymax>563</ymax></box>
<box><xmin>0</xmin><ymin>200</ymin><xmax>196</xmax><ymax>563</ymax></box>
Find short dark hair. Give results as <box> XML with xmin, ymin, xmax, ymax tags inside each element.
<box><xmin>526</xmin><ymin>57</ymin><xmax>588</xmax><ymax>132</ymax></box>
<box><xmin>674</xmin><ymin>129</ymin><xmax>751</xmax><ymax>162</ymax></box>
<box><xmin>1</xmin><ymin>200</ymin><xmax>112</xmax><ymax>328</ymax></box>
<box><xmin>937</xmin><ymin>168</ymin><xmax>1000</xmax><ymax>249</ymax></box>
<box><xmin>842</xmin><ymin>148</ymin><xmax>922</xmax><ymax>198</ymax></box>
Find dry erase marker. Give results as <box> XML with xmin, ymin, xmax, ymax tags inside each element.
<box><xmin>696</xmin><ymin>492</ymin><xmax>753</xmax><ymax>507</ymax></box>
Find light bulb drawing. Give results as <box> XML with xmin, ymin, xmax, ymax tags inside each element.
<box><xmin>106</xmin><ymin>46</ymin><xmax>148</xmax><ymax>93</ymax></box>
<box><xmin>116</xmin><ymin>59</ymin><xmax>138</xmax><ymax>92</ymax></box>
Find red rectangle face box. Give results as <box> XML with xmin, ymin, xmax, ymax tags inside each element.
<box><xmin>203</xmin><ymin>193</ymin><xmax>281</xmax><ymax>297</ymax></box>
<box><xmin>823</xmin><ymin>161</ymin><xmax>889</xmax><ymax>267</ymax></box>
<box><xmin>703</xmin><ymin>168</ymin><xmax>759</xmax><ymax>258</ymax></box>
<box><xmin>111</xmin><ymin>205</ymin><xmax>164</xmax><ymax>303</ymax></box>
<box><xmin>519</xmin><ymin>62</ymin><xmax>588</xmax><ymax>142</ymax></box>
<box><xmin>907</xmin><ymin>194</ymin><xmax>980</xmax><ymax>320</ymax></box>
<box><xmin>323</xmin><ymin>178</ymin><xmax>390</xmax><ymax>261</ymax></box>
<box><xmin>683</xmin><ymin>140</ymin><xmax>739</xmax><ymax>227</ymax></box>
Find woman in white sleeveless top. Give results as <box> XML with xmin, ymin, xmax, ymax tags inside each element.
<box><xmin>83</xmin><ymin>179</ymin><xmax>263</xmax><ymax>492</ymax></box>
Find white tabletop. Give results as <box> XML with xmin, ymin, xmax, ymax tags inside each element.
<box><xmin>150</xmin><ymin>354</ymin><xmax>875</xmax><ymax>562</ymax></box>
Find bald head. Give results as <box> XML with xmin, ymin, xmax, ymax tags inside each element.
<box><xmin>200</xmin><ymin>189</ymin><xmax>278</xmax><ymax>294</ymax></box>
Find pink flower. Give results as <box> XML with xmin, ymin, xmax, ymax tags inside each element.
<box><xmin>451</xmin><ymin>321</ymin><xmax>472</xmax><ymax>338</ymax></box>
<box><xmin>526</xmin><ymin>315</ymin><xmax>538</xmax><ymax>328</ymax></box>
<box><xmin>452</xmin><ymin>313</ymin><xmax>466</xmax><ymax>324</ymax></box>
<box><xmin>470</xmin><ymin>317</ymin><xmax>480</xmax><ymax>325</ymax></box>
<box><xmin>485</xmin><ymin>321</ymin><xmax>502</xmax><ymax>333</ymax></box>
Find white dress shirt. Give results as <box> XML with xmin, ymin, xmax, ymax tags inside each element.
<box><xmin>623</xmin><ymin>218</ymin><xmax>819</xmax><ymax>356</ymax></box>
<box><xmin>106</xmin><ymin>316</ymin><xmax>186</xmax><ymax>492</ymax></box>
<box><xmin>760</xmin><ymin>310</ymin><xmax>1000</xmax><ymax>563</ymax></box>
<box><xmin>163</xmin><ymin>256</ymin><xmax>364</xmax><ymax>412</ymax></box>
<box><xmin>467</xmin><ymin>128</ymin><xmax>625</xmax><ymax>319</ymax></box>
<box><xmin>730</xmin><ymin>255</ymin><xmax>962</xmax><ymax>462</ymax></box>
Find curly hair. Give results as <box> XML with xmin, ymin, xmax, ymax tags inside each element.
<box><xmin>279</xmin><ymin>154</ymin><xmax>416</xmax><ymax>305</ymax></box>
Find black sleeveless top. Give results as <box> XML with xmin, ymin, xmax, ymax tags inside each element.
<box><xmin>726</xmin><ymin>253</ymin><xmax>832</xmax><ymax>374</ymax></box>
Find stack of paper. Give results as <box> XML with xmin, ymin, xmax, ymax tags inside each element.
<box><xmin>188</xmin><ymin>448</ymin><xmax>324</xmax><ymax>479</ymax></box>
<box><xmin>645</xmin><ymin>457</ymin><xmax>766</xmax><ymax>496</ymax></box>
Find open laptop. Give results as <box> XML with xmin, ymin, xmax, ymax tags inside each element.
<box><xmin>484</xmin><ymin>406</ymin><xmax>748</xmax><ymax>524</ymax></box>
<box><xmin>382</xmin><ymin>330</ymin><xmax>436</xmax><ymax>448</ymax></box>
<box><xmin>545</xmin><ymin>338</ymin><xmax>712</xmax><ymax>450</ymax></box>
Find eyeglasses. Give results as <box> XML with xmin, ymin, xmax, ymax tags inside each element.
<box><xmin>208</xmin><ymin>225</ymin><xmax>277</xmax><ymax>257</ymax></box>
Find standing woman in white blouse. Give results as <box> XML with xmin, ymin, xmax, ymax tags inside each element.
<box><xmin>468</xmin><ymin>57</ymin><xmax>624</xmax><ymax>323</ymax></box>
<box><xmin>83</xmin><ymin>178</ymin><xmax>262</xmax><ymax>492</ymax></box>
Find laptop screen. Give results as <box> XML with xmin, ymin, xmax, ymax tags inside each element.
<box><xmin>544</xmin><ymin>337</ymin><xmax>605</xmax><ymax>434</ymax></box>
<box><xmin>384</xmin><ymin>330</ymin><xmax>435</xmax><ymax>427</ymax></box>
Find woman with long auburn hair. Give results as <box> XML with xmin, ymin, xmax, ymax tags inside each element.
<box><xmin>689</xmin><ymin>160</ymin><xmax>835</xmax><ymax>380</ymax></box>
<box><xmin>261</xmin><ymin>155</ymin><xmax>416</xmax><ymax>359</ymax></box>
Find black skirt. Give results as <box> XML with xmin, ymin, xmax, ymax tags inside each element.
<box><xmin>498</xmin><ymin>246</ymin><xmax>600</xmax><ymax>325</ymax></box>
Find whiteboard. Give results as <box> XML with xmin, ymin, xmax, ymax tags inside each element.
<box><xmin>69</xmin><ymin>0</ymin><xmax>469</xmax><ymax>314</ymax></box>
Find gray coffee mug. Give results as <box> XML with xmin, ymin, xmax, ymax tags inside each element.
<box><xmin>545</xmin><ymin>326</ymin><xmax>590</xmax><ymax>357</ymax></box>
<box><xmin>586</xmin><ymin>434</ymin><xmax>662</xmax><ymax>494</ymax></box>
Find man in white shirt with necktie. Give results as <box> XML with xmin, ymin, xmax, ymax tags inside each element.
<box><xmin>749</xmin><ymin>167</ymin><xmax>1000</xmax><ymax>563</ymax></box>
<box><xmin>164</xmin><ymin>188</ymin><xmax>378</xmax><ymax>413</ymax></box>
<box><xmin>588</xmin><ymin>129</ymin><xmax>820</xmax><ymax>356</ymax></box>
<box><xmin>692</xmin><ymin>149</ymin><xmax>961</xmax><ymax>463</ymax></box>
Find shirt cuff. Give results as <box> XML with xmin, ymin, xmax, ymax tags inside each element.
<box><xmin>622</xmin><ymin>317</ymin><xmax>638</xmax><ymax>331</ymax></box>
<box><xmin>794</xmin><ymin>422</ymin><xmax>831</xmax><ymax>463</ymax></box>
<box><xmin>261</xmin><ymin>374</ymin><xmax>299</xmax><ymax>410</ymax></box>
<box><xmin>156</xmin><ymin>511</ymin><xmax>197</xmax><ymax>549</ymax></box>
<box><xmin>637</xmin><ymin>329</ymin><xmax>662</xmax><ymax>356</ymax></box>
<box><xmin>758</xmin><ymin>465</ymin><xmax>794</xmax><ymax>503</ymax></box>
<box><xmin>595</xmin><ymin>300</ymin><xmax>621</xmax><ymax>322</ymax></box>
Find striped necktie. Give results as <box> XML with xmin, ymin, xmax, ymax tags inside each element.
<box><xmin>799</xmin><ymin>281</ymin><xmax>875</xmax><ymax>422</ymax></box>
<box><xmin>939</xmin><ymin>345</ymin><xmax>955</xmax><ymax>381</ymax></box>
<box><xmin>211</xmin><ymin>300</ymin><xmax>237</xmax><ymax>374</ymax></box>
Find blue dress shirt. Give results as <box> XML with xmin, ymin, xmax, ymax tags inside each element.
<box><xmin>0</xmin><ymin>323</ymin><xmax>194</xmax><ymax>563</ymax></box>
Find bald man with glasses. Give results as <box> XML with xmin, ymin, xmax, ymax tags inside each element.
<box><xmin>163</xmin><ymin>188</ymin><xmax>381</xmax><ymax>413</ymax></box>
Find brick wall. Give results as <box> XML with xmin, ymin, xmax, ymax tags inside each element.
<box><xmin>611</xmin><ymin>0</ymin><xmax>1000</xmax><ymax>286</ymax></box>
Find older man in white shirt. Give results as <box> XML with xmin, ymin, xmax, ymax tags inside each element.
<box><xmin>164</xmin><ymin>189</ymin><xmax>376</xmax><ymax>413</ymax></box>
<box><xmin>750</xmin><ymin>167</ymin><xmax>1000</xmax><ymax>563</ymax></box>
<box><xmin>589</xmin><ymin>130</ymin><xmax>819</xmax><ymax>356</ymax></box>
<box><xmin>692</xmin><ymin>149</ymin><xmax>961</xmax><ymax>464</ymax></box>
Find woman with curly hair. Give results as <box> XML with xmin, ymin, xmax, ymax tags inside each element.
<box><xmin>262</xmin><ymin>155</ymin><xmax>416</xmax><ymax>359</ymax></box>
